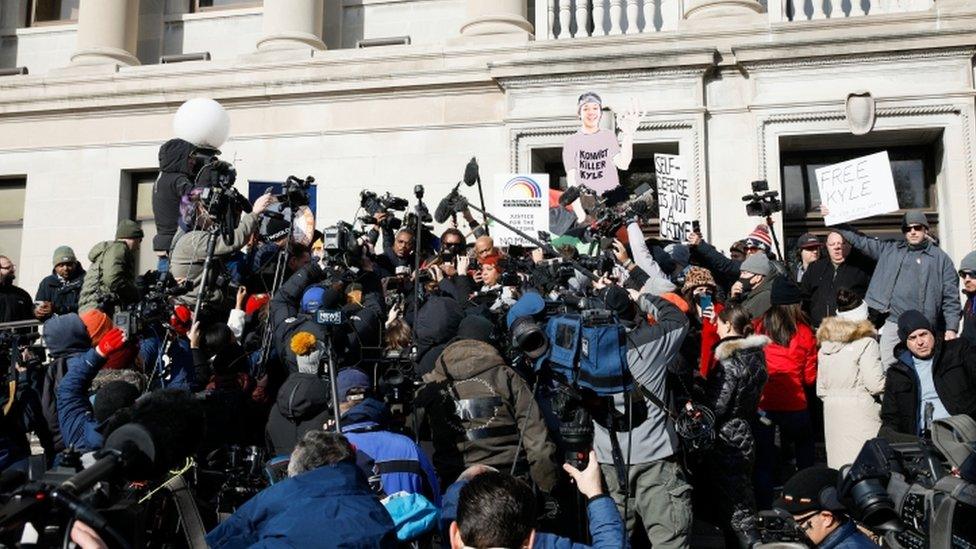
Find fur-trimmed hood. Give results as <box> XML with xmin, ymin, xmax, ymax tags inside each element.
<box><xmin>714</xmin><ymin>334</ymin><xmax>770</xmax><ymax>361</ymax></box>
<box><xmin>816</xmin><ymin>316</ymin><xmax>877</xmax><ymax>344</ymax></box>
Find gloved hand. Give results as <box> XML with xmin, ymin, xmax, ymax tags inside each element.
<box><xmin>96</xmin><ymin>327</ymin><xmax>127</xmax><ymax>358</ymax></box>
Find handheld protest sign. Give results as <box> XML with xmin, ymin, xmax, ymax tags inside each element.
<box><xmin>815</xmin><ymin>151</ymin><xmax>899</xmax><ymax>226</ymax></box>
<box><xmin>655</xmin><ymin>153</ymin><xmax>694</xmax><ymax>241</ymax></box>
<box><xmin>493</xmin><ymin>174</ymin><xmax>549</xmax><ymax>247</ymax></box>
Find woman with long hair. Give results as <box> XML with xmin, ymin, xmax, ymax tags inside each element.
<box><xmin>696</xmin><ymin>305</ymin><xmax>769</xmax><ymax>547</ymax></box>
<box><xmin>680</xmin><ymin>266</ymin><xmax>724</xmax><ymax>378</ymax></box>
<box><xmin>752</xmin><ymin>276</ymin><xmax>818</xmax><ymax>509</ymax></box>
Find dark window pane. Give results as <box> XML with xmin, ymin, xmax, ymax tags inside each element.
<box><xmin>890</xmin><ymin>159</ymin><xmax>928</xmax><ymax>208</ymax></box>
<box><xmin>782</xmin><ymin>164</ymin><xmax>806</xmax><ymax>217</ymax></box>
<box><xmin>197</xmin><ymin>0</ymin><xmax>261</xmax><ymax>8</ymax></box>
<box><xmin>33</xmin><ymin>0</ymin><xmax>79</xmax><ymax>22</ymax></box>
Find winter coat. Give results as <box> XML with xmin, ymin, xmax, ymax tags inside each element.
<box><xmin>168</xmin><ymin>212</ymin><xmax>259</xmax><ymax>313</ymax></box>
<box><xmin>690</xmin><ymin>240</ymin><xmax>741</xmax><ymax>291</ymax></box>
<box><xmin>206</xmin><ymin>461</ymin><xmax>397</xmax><ymax>548</ymax></box>
<box><xmin>35</xmin><ymin>266</ymin><xmax>86</xmax><ymax>317</ymax></box>
<box><xmin>417</xmin><ymin>338</ymin><xmax>558</xmax><ymax>492</ymax></box>
<box><xmin>816</xmin><ymin>317</ymin><xmax>885</xmax><ymax>468</ymax></box>
<box><xmin>78</xmin><ymin>241</ymin><xmax>138</xmax><ymax>313</ymax></box>
<box><xmin>697</xmin><ymin>334</ymin><xmax>769</xmax><ymax>541</ymax></box>
<box><xmin>962</xmin><ymin>293</ymin><xmax>976</xmax><ymax>347</ymax></box>
<box><xmin>341</xmin><ymin>398</ymin><xmax>441</xmax><ymax>505</ymax></box>
<box><xmin>56</xmin><ymin>348</ymin><xmax>108</xmax><ymax>453</ymax></box>
<box><xmin>835</xmin><ymin>228</ymin><xmax>960</xmax><ymax>332</ymax></box>
<box><xmin>693</xmin><ymin>301</ymin><xmax>724</xmax><ymax>378</ymax></box>
<box><xmin>265</xmin><ymin>372</ymin><xmax>332</xmax><ymax>456</ymax></box>
<box><xmin>0</xmin><ymin>284</ymin><xmax>34</xmax><ymax>322</ymax></box>
<box><xmin>706</xmin><ymin>335</ymin><xmax>769</xmax><ymax>430</ymax></box>
<box><xmin>152</xmin><ymin>138</ymin><xmax>197</xmax><ymax>253</ymax></box>
<box><xmin>413</xmin><ymin>294</ymin><xmax>463</xmax><ymax>375</ymax></box>
<box><xmin>800</xmin><ymin>255</ymin><xmax>873</xmax><ymax>327</ymax></box>
<box><xmin>268</xmin><ymin>262</ymin><xmax>383</xmax><ymax>374</ymax></box>
<box><xmin>879</xmin><ymin>338</ymin><xmax>976</xmax><ymax>443</ymax></box>
<box><xmin>754</xmin><ymin>318</ymin><xmax>818</xmax><ymax>412</ymax></box>
<box><xmin>40</xmin><ymin>313</ymin><xmax>91</xmax><ymax>454</ymax></box>
<box><xmin>439</xmin><ymin>478</ymin><xmax>626</xmax><ymax>549</ymax></box>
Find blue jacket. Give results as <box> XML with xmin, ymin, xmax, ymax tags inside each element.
<box><xmin>206</xmin><ymin>461</ymin><xmax>397</xmax><ymax>548</ymax></box>
<box><xmin>341</xmin><ymin>398</ymin><xmax>441</xmax><ymax>506</ymax></box>
<box><xmin>440</xmin><ymin>478</ymin><xmax>627</xmax><ymax>549</ymax></box>
<box><xmin>56</xmin><ymin>348</ymin><xmax>106</xmax><ymax>453</ymax></box>
<box><xmin>819</xmin><ymin>520</ymin><xmax>877</xmax><ymax>549</ymax></box>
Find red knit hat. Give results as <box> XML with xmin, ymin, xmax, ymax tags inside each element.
<box><xmin>743</xmin><ymin>224</ymin><xmax>773</xmax><ymax>251</ymax></box>
<box><xmin>80</xmin><ymin>309</ymin><xmax>112</xmax><ymax>346</ymax></box>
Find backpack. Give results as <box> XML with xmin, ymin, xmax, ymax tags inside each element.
<box><xmin>544</xmin><ymin>312</ymin><xmax>632</xmax><ymax>396</ymax></box>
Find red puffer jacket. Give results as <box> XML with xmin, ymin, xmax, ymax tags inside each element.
<box><xmin>754</xmin><ymin>319</ymin><xmax>818</xmax><ymax>412</ymax></box>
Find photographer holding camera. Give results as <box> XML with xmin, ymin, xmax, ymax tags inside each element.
<box><xmin>77</xmin><ymin>220</ymin><xmax>143</xmax><ymax>315</ymax></box>
<box><xmin>168</xmin><ymin>189</ymin><xmax>275</xmax><ymax>318</ymax></box>
<box><xmin>774</xmin><ymin>466</ymin><xmax>876</xmax><ymax>548</ymax></box>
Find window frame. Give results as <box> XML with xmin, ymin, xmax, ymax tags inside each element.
<box><xmin>779</xmin><ymin>142</ymin><xmax>940</xmax><ymax>245</ymax></box>
<box><xmin>27</xmin><ymin>0</ymin><xmax>80</xmax><ymax>27</ymax></box>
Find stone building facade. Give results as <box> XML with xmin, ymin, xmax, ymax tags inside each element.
<box><xmin>0</xmin><ymin>0</ymin><xmax>974</xmax><ymax>293</ymax></box>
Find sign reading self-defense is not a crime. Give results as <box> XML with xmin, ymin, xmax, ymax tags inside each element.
<box><xmin>654</xmin><ymin>154</ymin><xmax>694</xmax><ymax>241</ymax></box>
<box><xmin>493</xmin><ymin>174</ymin><xmax>550</xmax><ymax>247</ymax></box>
<box><xmin>816</xmin><ymin>151</ymin><xmax>900</xmax><ymax>226</ymax></box>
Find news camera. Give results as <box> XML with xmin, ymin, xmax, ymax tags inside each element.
<box><xmin>112</xmin><ymin>271</ymin><xmax>191</xmax><ymax>339</ymax></box>
<box><xmin>359</xmin><ymin>190</ymin><xmax>409</xmax><ymax>230</ymax></box>
<box><xmin>742</xmin><ymin>180</ymin><xmax>782</xmax><ymax>218</ymax></box>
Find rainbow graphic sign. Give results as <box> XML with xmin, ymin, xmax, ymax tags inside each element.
<box><xmin>494</xmin><ymin>174</ymin><xmax>549</xmax><ymax>247</ymax></box>
<box><xmin>502</xmin><ymin>176</ymin><xmax>543</xmax><ymax>199</ymax></box>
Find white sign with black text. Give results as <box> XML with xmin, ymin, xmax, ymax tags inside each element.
<box><xmin>493</xmin><ymin>174</ymin><xmax>550</xmax><ymax>247</ymax></box>
<box><xmin>654</xmin><ymin>154</ymin><xmax>694</xmax><ymax>241</ymax></box>
<box><xmin>815</xmin><ymin>151</ymin><xmax>900</xmax><ymax>226</ymax></box>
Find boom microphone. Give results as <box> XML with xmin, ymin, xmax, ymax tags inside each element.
<box><xmin>558</xmin><ymin>185</ymin><xmax>582</xmax><ymax>207</ymax></box>
<box><xmin>435</xmin><ymin>189</ymin><xmax>467</xmax><ymax>224</ymax></box>
<box><xmin>463</xmin><ymin>157</ymin><xmax>480</xmax><ymax>187</ymax></box>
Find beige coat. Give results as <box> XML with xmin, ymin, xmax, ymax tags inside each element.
<box><xmin>816</xmin><ymin>316</ymin><xmax>885</xmax><ymax>468</ymax></box>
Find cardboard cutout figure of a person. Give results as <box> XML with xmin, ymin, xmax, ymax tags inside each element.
<box><xmin>562</xmin><ymin>92</ymin><xmax>643</xmax><ymax>195</ymax></box>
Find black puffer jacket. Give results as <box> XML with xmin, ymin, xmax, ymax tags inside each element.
<box><xmin>697</xmin><ymin>334</ymin><xmax>769</xmax><ymax>545</ymax></box>
<box><xmin>152</xmin><ymin>138</ymin><xmax>197</xmax><ymax>253</ymax></box>
<box><xmin>705</xmin><ymin>335</ymin><xmax>769</xmax><ymax>448</ymax></box>
<box><xmin>880</xmin><ymin>338</ymin><xmax>976</xmax><ymax>443</ymax></box>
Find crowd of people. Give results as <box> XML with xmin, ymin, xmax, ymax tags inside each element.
<box><xmin>0</xmin><ymin>92</ymin><xmax>973</xmax><ymax>549</ymax></box>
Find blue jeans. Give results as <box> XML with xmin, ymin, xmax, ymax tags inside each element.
<box><xmin>754</xmin><ymin>409</ymin><xmax>815</xmax><ymax>509</ymax></box>
<box><xmin>157</xmin><ymin>255</ymin><xmax>169</xmax><ymax>273</ymax></box>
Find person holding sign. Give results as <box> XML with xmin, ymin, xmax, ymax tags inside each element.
<box><xmin>823</xmin><ymin>206</ymin><xmax>960</xmax><ymax>367</ymax></box>
<box><xmin>562</xmin><ymin>92</ymin><xmax>643</xmax><ymax>211</ymax></box>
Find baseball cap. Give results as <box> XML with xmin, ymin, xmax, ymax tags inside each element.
<box><xmin>796</xmin><ymin>233</ymin><xmax>820</xmax><ymax>249</ymax></box>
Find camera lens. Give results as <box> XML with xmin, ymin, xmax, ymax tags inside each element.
<box><xmin>849</xmin><ymin>478</ymin><xmax>899</xmax><ymax>529</ymax></box>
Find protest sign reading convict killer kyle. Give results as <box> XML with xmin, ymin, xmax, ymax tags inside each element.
<box><xmin>654</xmin><ymin>153</ymin><xmax>694</xmax><ymax>241</ymax></box>
<box><xmin>493</xmin><ymin>174</ymin><xmax>550</xmax><ymax>247</ymax></box>
<box><xmin>815</xmin><ymin>151</ymin><xmax>899</xmax><ymax>226</ymax></box>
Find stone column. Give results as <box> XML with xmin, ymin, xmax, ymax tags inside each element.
<box><xmin>459</xmin><ymin>0</ymin><xmax>534</xmax><ymax>43</ymax></box>
<box><xmin>256</xmin><ymin>0</ymin><xmax>326</xmax><ymax>53</ymax></box>
<box><xmin>683</xmin><ymin>0</ymin><xmax>764</xmax><ymax>21</ymax></box>
<box><xmin>69</xmin><ymin>0</ymin><xmax>141</xmax><ymax>67</ymax></box>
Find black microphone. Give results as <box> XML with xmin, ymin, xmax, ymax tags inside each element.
<box><xmin>60</xmin><ymin>423</ymin><xmax>156</xmax><ymax>495</ymax></box>
<box><xmin>434</xmin><ymin>190</ymin><xmax>469</xmax><ymax>224</ymax></box>
<box><xmin>559</xmin><ymin>185</ymin><xmax>582</xmax><ymax>207</ymax></box>
<box><xmin>463</xmin><ymin>157</ymin><xmax>480</xmax><ymax>187</ymax></box>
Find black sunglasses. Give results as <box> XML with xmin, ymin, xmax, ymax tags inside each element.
<box><xmin>903</xmin><ymin>224</ymin><xmax>926</xmax><ymax>233</ymax></box>
<box><xmin>960</xmin><ymin>270</ymin><xmax>976</xmax><ymax>279</ymax></box>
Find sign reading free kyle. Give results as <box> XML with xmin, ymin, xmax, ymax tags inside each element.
<box><xmin>815</xmin><ymin>151</ymin><xmax>900</xmax><ymax>226</ymax></box>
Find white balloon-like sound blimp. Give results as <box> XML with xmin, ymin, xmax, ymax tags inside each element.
<box><xmin>173</xmin><ymin>98</ymin><xmax>230</xmax><ymax>150</ymax></box>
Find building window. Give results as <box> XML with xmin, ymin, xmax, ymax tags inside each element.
<box><xmin>193</xmin><ymin>0</ymin><xmax>262</xmax><ymax>11</ymax></box>
<box><xmin>28</xmin><ymin>0</ymin><xmax>79</xmax><ymax>26</ymax></box>
<box><xmin>120</xmin><ymin>171</ymin><xmax>159</xmax><ymax>273</ymax></box>
<box><xmin>0</xmin><ymin>177</ymin><xmax>26</xmax><ymax>269</ymax></box>
<box><xmin>780</xmin><ymin>140</ymin><xmax>939</xmax><ymax>249</ymax></box>
<box><xmin>532</xmin><ymin>142</ymin><xmax>679</xmax><ymax>237</ymax></box>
